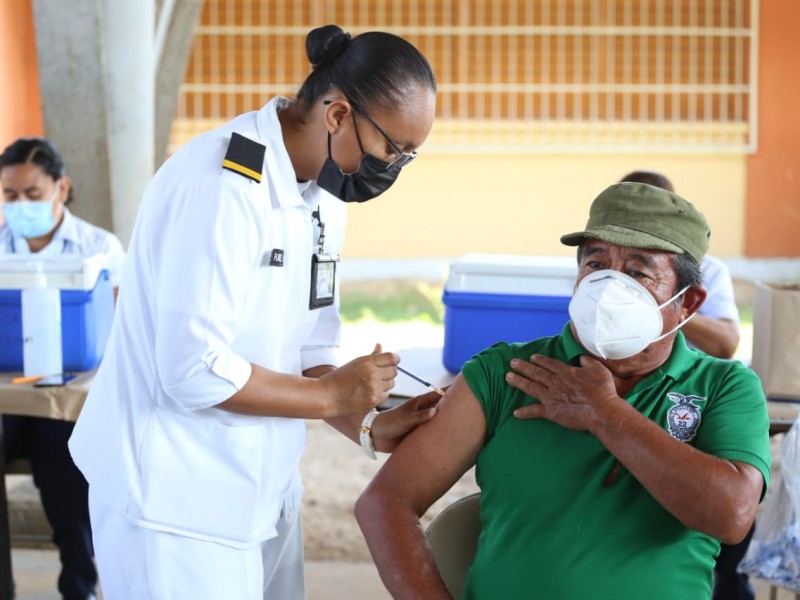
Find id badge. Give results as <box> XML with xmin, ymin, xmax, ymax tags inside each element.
<box><xmin>310</xmin><ymin>253</ymin><xmax>338</xmax><ymax>309</ymax></box>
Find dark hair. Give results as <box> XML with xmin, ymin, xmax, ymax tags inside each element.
<box><xmin>0</xmin><ymin>137</ymin><xmax>73</xmax><ymax>204</ymax></box>
<box><xmin>671</xmin><ymin>252</ymin><xmax>703</xmax><ymax>294</ymax></box>
<box><xmin>296</xmin><ymin>24</ymin><xmax>437</xmax><ymax>114</ymax></box>
<box><xmin>619</xmin><ymin>170</ymin><xmax>675</xmax><ymax>194</ymax></box>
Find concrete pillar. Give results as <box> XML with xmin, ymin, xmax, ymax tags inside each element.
<box><xmin>33</xmin><ymin>1</ymin><xmax>199</xmax><ymax>245</ymax></box>
<box><xmin>103</xmin><ymin>0</ymin><xmax>156</xmax><ymax>246</ymax></box>
<box><xmin>154</xmin><ymin>0</ymin><xmax>205</xmax><ymax>165</ymax></box>
<box><xmin>32</xmin><ymin>0</ymin><xmax>114</xmax><ymax>233</ymax></box>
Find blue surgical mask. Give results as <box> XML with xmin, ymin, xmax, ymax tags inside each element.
<box><xmin>3</xmin><ymin>195</ymin><xmax>57</xmax><ymax>239</ymax></box>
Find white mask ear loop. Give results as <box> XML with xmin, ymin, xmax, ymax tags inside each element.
<box><xmin>653</xmin><ymin>286</ymin><xmax>695</xmax><ymax>342</ymax></box>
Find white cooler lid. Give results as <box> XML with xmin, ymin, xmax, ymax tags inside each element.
<box><xmin>445</xmin><ymin>254</ymin><xmax>578</xmax><ymax>296</ymax></box>
<box><xmin>0</xmin><ymin>254</ymin><xmax>107</xmax><ymax>290</ymax></box>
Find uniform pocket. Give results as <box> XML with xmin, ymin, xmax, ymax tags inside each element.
<box><xmin>135</xmin><ymin>406</ymin><xmax>278</xmax><ymax>547</ymax></box>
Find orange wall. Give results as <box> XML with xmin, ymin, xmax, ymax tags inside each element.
<box><xmin>745</xmin><ymin>0</ymin><xmax>800</xmax><ymax>257</ymax></box>
<box><xmin>0</xmin><ymin>0</ymin><xmax>43</xmax><ymax>147</ymax></box>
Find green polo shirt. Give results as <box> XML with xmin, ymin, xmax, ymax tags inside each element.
<box><xmin>460</xmin><ymin>324</ymin><xmax>771</xmax><ymax>600</ymax></box>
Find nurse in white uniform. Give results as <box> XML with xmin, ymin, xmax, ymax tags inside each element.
<box><xmin>0</xmin><ymin>137</ymin><xmax>125</xmax><ymax>600</ymax></box>
<box><xmin>68</xmin><ymin>24</ymin><xmax>439</xmax><ymax>600</ymax></box>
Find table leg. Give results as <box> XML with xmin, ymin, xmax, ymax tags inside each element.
<box><xmin>0</xmin><ymin>417</ymin><xmax>14</xmax><ymax>599</ymax></box>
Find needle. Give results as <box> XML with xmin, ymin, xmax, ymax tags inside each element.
<box><xmin>396</xmin><ymin>365</ymin><xmax>446</xmax><ymax>396</ymax></box>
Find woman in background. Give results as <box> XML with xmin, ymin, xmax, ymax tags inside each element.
<box><xmin>0</xmin><ymin>137</ymin><xmax>125</xmax><ymax>600</ymax></box>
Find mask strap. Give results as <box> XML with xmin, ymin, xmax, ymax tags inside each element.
<box><xmin>350</xmin><ymin>112</ymin><xmax>367</xmax><ymax>155</ymax></box>
<box><xmin>654</xmin><ymin>286</ymin><xmax>696</xmax><ymax>342</ymax></box>
<box><xmin>656</xmin><ymin>285</ymin><xmax>691</xmax><ymax>310</ymax></box>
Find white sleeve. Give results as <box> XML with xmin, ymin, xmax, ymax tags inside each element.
<box><xmin>699</xmin><ymin>256</ymin><xmax>740</xmax><ymax>322</ymax></box>
<box><xmin>151</xmin><ymin>163</ymin><xmax>259</xmax><ymax>409</ymax></box>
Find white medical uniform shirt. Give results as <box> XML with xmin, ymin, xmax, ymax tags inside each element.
<box><xmin>69</xmin><ymin>97</ymin><xmax>348</xmax><ymax>548</ymax></box>
<box><xmin>699</xmin><ymin>255</ymin><xmax>739</xmax><ymax>323</ymax></box>
<box><xmin>0</xmin><ymin>207</ymin><xmax>126</xmax><ymax>285</ymax></box>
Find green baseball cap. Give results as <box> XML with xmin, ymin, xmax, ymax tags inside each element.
<box><xmin>560</xmin><ymin>182</ymin><xmax>710</xmax><ymax>264</ymax></box>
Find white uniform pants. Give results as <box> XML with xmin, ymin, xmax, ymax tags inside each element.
<box><xmin>88</xmin><ymin>487</ymin><xmax>306</xmax><ymax>600</ymax></box>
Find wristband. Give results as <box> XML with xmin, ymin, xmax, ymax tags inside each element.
<box><xmin>358</xmin><ymin>409</ymin><xmax>379</xmax><ymax>460</ymax></box>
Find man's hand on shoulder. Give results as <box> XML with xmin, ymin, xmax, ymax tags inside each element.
<box><xmin>508</xmin><ymin>354</ymin><xmax>621</xmax><ymax>431</ymax></box>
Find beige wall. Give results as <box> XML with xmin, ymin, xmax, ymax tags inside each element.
<box><xmin>342</xmin><ymin>153</ymin><xmax>746</xmax><ymax>260</ymax></box>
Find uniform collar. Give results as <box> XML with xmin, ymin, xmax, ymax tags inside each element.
<box><xmin>51</xmin><ymin>207</ymin><xmax>80</xmax><ymax>247</ymax></box>
<box><xmin>255</xmin><ymin>96</ymin><xmax>313</xmax><ymax>210</ymax></box>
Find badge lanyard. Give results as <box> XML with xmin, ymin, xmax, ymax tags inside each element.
<box><xmin>309</xmin><ymin>207</ymin><xmax>338</xmax><ymax>310</ymax></box>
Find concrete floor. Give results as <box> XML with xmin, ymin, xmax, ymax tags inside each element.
<box><xmin>10</xmin><ymin>548</ymin><xmax>393</xmax><ymax>600</ymax></box>
<box><xmin>9</xmin><ymin>545</ymin><xmax>800</xmax><ymax>600</ymax></box>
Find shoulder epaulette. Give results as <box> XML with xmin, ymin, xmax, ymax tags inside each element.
<box><xmin>222</xmin><ymin>132</ymin><xmax>265</xmax><ymax>183</ymax></box>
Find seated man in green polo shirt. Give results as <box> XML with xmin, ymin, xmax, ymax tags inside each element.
<box><xmin>355</xmin><ymin>182</ymin><xmax>771</xmax><ymax>600</ymax></box>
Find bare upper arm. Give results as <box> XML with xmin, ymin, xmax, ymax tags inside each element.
<box><xmin>363</xmin><ymin>373</ymin><xmax>487</xmax><ymax>516</ymax></box>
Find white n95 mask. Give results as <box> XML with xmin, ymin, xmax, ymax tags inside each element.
<box><xmin>568</xmin><ymin>270</ymin><xmax>691</xmax><ymax>360</ymax></box>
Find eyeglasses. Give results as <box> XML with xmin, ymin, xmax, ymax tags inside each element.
<box><xmin>324</xmin><ymin>99</ymin><xmax>417</xmax><ymax>170</ymax></box>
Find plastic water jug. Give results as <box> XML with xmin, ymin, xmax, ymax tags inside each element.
<box><xmin>21</xmin><ymin>262</ymin><xmax>62</xmax><ymax>377</ymax></box>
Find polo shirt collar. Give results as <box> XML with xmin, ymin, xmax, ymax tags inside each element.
<box><xmin>559</xmin><ymin>322</ymin><xmax>586</xmax><ymax>365</ymax></box>
<box><xmin>656</xmin><ymin>331</ymin><xmax>697</xmax><ymax>381</ymax></box>
<box><xmin>559</xmin><ymin>321</ymin><xmax>696</xmax><ymax>383</ymax></box>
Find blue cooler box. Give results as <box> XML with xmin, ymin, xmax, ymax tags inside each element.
<box><xmin>442</xmin><ymin>254</ymin><xmax>578</xmax><ymax>374</ymax></box>
<box><xmin>0</xmin><ymin>255</ymin><xmax>115</xmax><ymax>372</ymax></box>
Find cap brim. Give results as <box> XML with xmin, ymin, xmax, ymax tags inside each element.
<box><xmin>560</xmin><ymin>225</ymin><xmax>685</xmax><ymax>255</ymax></box>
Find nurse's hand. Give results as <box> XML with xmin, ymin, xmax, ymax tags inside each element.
<box><xmin>321</xmin><ymin>344</ymin><xmax>400</xmax><ymax>416</ymax></box>
<box><xmin>371</xmin><ymin>390</ymin><xmax>441</xmax><ymax>453</ymax></box>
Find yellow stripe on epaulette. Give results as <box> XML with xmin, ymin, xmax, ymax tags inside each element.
<box><xmin>222</xmin><ymin>159</ymin><xmax>262</xmax><ymax>183</ymax></box>
<box><xmin>222</xmin><ymin>132</ymin><xmax>266</xmax><ymax>183</ymax></box>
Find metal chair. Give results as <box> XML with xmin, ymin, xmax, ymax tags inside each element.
<box><xmin>424</xmin><ymin>492</ymin><xmax>481</xmax><ymax>599</ymax></box>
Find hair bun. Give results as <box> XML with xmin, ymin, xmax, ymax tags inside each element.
<box><xmin>306</xmin><ymin>24</ymin><xmax>352</xmax><ymax>70</ymax></box>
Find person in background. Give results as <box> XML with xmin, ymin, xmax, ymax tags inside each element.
<box><xmin>355</xmin><ymin>182</ymin><xmax>770</xmax><ymax>600</ymax></box>
<box><xmin>619</xmin><ymin>170</ymin><xmax>740</xmax><ymax>360</ymax></box>
<box><xmin>0</xmin><ymin>137</ymin><xmax>125</xmax><ymax>600</ymax></box>
<box><xmin>0</xmin><ymin>137</ymin><xmax>125</xmax><ymax>294</ymax></box>
<box><xmin>619</xmin><ymin>169</ymin><xmax>753</xmax><ymax>600</ymax></box>
<box><xmin>68</xmin><ymin>24</ymin><xmax>439</xmax><ymax>600</ymax></box>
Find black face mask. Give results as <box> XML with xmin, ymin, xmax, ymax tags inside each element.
<box><xmin>316</xmin><ymin>113</ymin><xmax>402</xmax><ymax>202</ymax></box>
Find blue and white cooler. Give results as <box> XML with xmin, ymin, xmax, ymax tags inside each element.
<box><xmin>442</xmin><ymin>254</ymin><xmax>578</xmax><ymax>374</ymax></box>
<box><xmin>0</xmin><ymin>254</ymin><xmax>115</xmax><ymax>372</ymax></box>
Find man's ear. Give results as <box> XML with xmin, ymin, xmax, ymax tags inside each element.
<box><xmin>322</xmin><ymin>99</ymin><xmax>352</xmax><ymax>135</ymax></box>
<box><xmin>682</xmin><ymin>285</ymin><xmax>707</xmax><ymax>319</ymax></box>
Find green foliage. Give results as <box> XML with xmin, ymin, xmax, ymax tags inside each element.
<box><xmin>339</xmin><ymin>279</ymin><xmax>445</xmax><ymax>324</ymax></box>
<box><xmin>737</xmin><ymin>303</ymin><xmax>753</xmax><ymax>326</ymax></box>
<box><xmin>338</xmin><ymin>278</ymin><xmax>757</xmax><ymax>328</ymax></box>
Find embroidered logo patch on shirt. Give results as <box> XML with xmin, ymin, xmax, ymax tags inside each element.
<box><xmin>665</xmin><ymin>392</ymin><xmax>706</xmax><ymax>442</ymax></box>
<box><xmin>262</xmin><ymin>248</ymin><xmax>284</xmax><ymax>267</ymax></box>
